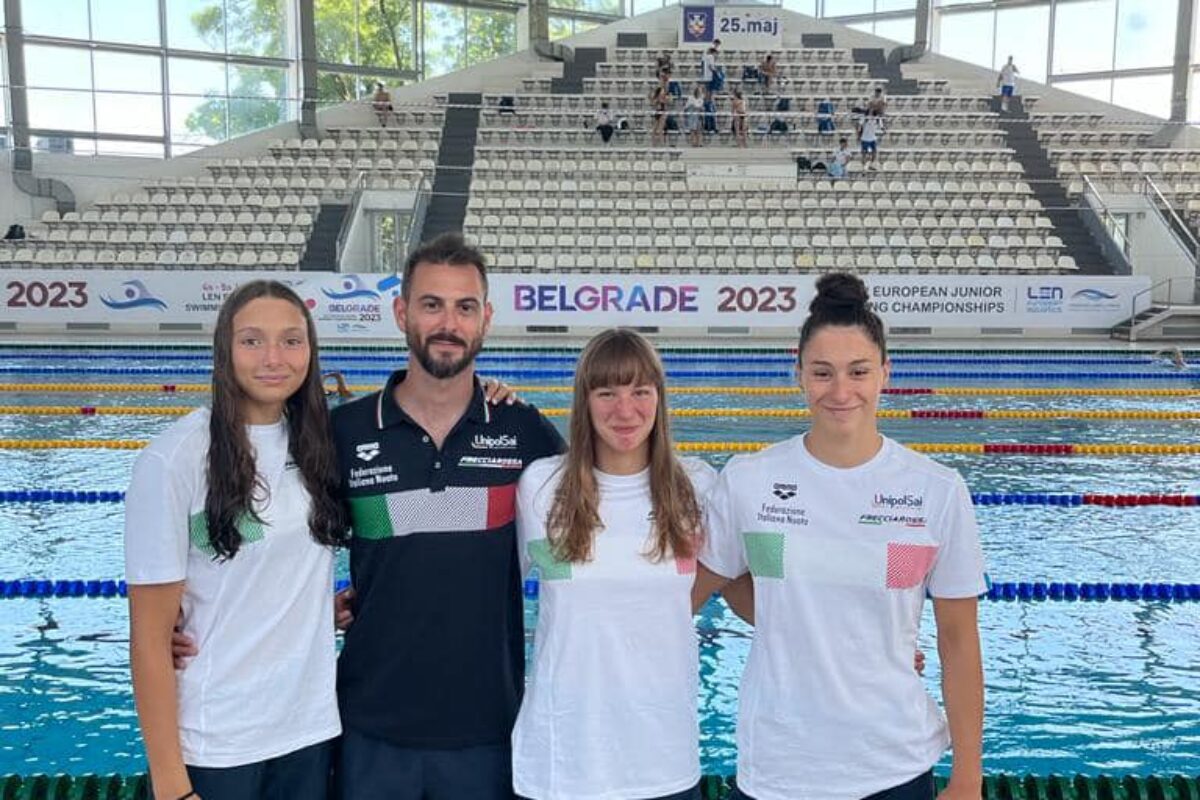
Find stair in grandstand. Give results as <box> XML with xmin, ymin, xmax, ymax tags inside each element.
<box><xmin>421</xmin><ymin>93</ymin><xmax>483</xmax><ymax>240</ymax></box>
<box><xmin>996</xmin><ymin>96</ymin><xmax>1112</xmax><ymax>275</ymax></box>
<box><xmin>298</xmin><ymin>203</ymin><xmax>348</xmax><ymax>271</ymax></box>
<box><xmin>552</xmin><ymin>47</ymin><xmax>608</xmax><ymax>94</ymax></box>
<box><xmin>851</xmin><ymin>47</ymin><xmax>919</xmax><ymax>96</ymax></box>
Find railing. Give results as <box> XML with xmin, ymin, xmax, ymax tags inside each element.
<box><xmin>1138</xmin><ymin>174</ymin><xmax>1200</xmax><ymax>270</ymax></box>
<box><xmin>334</xmin><ymin>171</ymin><xmax>370</xmax><ymax>269</ymax></box>
<box><xmin>405</xmin><ymin>177</ymin><xmax>431</xmax><ymax>257</ymax></box>
<box><xmin>1081</xmin><ymin>174</ymin><xmax>1131</xmax><ymax>261</ymax></box>
<box><xmin>1124</xmin><ymin>276</ymin><xmax>1200</xmax><ymax>341</ymax></box>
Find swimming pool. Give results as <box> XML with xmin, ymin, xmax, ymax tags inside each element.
<box><xmin>1</xmin><ymin>345</ymin><xmax>1198</xmax><ymax>777</ymax></box>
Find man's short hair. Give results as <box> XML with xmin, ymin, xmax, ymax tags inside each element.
<box><xmin>402</xmin><ymin>233</ymin><xmax>489</xmax><ymax>299</ymax></box>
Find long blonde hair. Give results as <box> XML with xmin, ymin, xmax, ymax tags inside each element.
<box><xmin>546</xmin><ymin>329</ymin><xmax>702</xmax><ymax>564</ymax></box>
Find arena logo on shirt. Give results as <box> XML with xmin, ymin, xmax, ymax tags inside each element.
<box><xmin>356</xmin><ymin>441</ymin><xmax>381</xmax><ymax>462</ymax></box>
<box><xmin>772</xmin><ymin>482</ymin><xmax>797</xmax><ymax>500</ymax></box>
<box><xmin>471</xmin><ymin>434</ymin><xmax>518</xmax><ymax>450</ymax></box>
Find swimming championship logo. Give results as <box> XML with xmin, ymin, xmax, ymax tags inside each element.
<box><xmin>322</xmin><ymin>276</ymin><xmax>382</xmax><ymax>301</ymax></box>
<box><xmin>682</xmin><ymin>6</ymin><xmax>714</xmax><ymax>43</ymax></box>
<box><xmin>100</xmin><ymin>280</ymin><xmax>168</xmax><ymax>311</ymax></box>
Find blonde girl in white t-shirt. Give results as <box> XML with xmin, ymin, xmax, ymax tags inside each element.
<box><xmin>514</xmin><ymin>328</ymin><xmax>734</xmax><ymax>800</ymax></box>
<box><xmin>694</xmin><ymin>273</ymin><xmax>986</xmax><ymax>800</ymax></box>
<box><xmin>126</xmin><ymin>280</ymin><xmax>348</xmax><ymax>800</ymax></box>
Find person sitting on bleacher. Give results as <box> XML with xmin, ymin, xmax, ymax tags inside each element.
<box><xmin>817</xmin><ymin>96</ymin><xmax>836</xmax><ymax>135</ymax></box>
<box><xmin>828</xmin><ymin>137</ymin><xmax>854</xmax><ymax>180</ymax></box>
<box><xmin>596</xmin><ymin>101</ymin><xmax>616</xmax><ymax>144</ymax></box>
<box><xmin>656</xmin><ymin>50</ymin><xmax>674</xmax><ymax>75</ymax></box>
<box><xmin>372</xmin><ymin>83</ymin><xmax>393</xmax><ymax>127</ymax></box>
<box><xmin>685</xmin><ymin>85</ymin><xmax>705</xmax><ymax>148</ymax></box>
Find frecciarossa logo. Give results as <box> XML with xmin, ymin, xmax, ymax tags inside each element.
<box><xmin>872</xmin><ymin>493</ymin><xmax>924</xmax><ymax>509</ymax></box>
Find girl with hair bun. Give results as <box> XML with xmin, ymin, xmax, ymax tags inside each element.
<box><xmin>693</xmin><ymin>273</ymin><xmax>986</xmax><ymax>800</ymax></box>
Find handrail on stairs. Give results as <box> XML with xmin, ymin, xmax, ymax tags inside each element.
<box><xmin>1080</xmin><ymin>174</ymin><xmax>1130</xmax><ymax>261</ymax></box>
<box><xmin>1138</xmin><ymin>173</ymin><xmax>1200</xmax><ymax>270</ymax></box>
<box><xmin>1123</xmin><ymin>276</ymin><xmax>1200</xmax><ymax>341</ymax></box>
<box><xmin>334</xmin><ymin>171</ymin><xmax>369</xmax><ymax>268</ymax></box>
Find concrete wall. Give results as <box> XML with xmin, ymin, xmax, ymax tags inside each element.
<box><xmin>1104</xmin><ymin>191</ymin><xmax>1198</xmax><ymax>303</ymax></box>
<box><xmin>339</xmin><ymin>189</ymin><xmax>421</xmax><ymax>271</ymax></box>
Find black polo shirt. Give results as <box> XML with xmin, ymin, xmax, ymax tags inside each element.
<box><xmin>331</xmin><ymin>369</ymin><xmax>565</xmax><ymax>749</ymax></box>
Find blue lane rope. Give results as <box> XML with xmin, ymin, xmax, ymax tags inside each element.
<box><xmin>3</xmin><ymin>578</ymin><xmax>1198</xmax><ymax>601</ymax></box>
<box><xmin>3</xmin><ymin>366</ymin><xmax>1199</xmax><ymax>380</ymax></box>
<box><xmin>5</xmin><ymin>491</ymin><xmax>1199</xmax><ymax>507</ymax></box>
<box><xmin>0</xmin><ymin>352</ymin><xmax>1187</xmax><ymax>366</ymax></box>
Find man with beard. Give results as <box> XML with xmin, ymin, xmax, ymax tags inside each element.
<box><xmin>331</xmin><ymin>233</ymin><xmax>564</xmax><ymax>799</ymax></box>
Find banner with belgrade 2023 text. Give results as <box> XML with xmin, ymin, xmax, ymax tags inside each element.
<box><xmin>1</xmin><ymin>271</ymin><xmax>1150</xmax><ymax>338</ymax></box>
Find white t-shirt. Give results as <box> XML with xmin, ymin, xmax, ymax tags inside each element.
<box><xmin>860</xmin><ymin>116</ymin><xmax>882</xmax><ymax>143</ymax></box>
<box><xmin>701</xmin><ymin>51</ymin><xmax>716</xmax><ymax>82</ymax></box>
<box><xmin>701</xmin><ymin>434</ymin><xmax>986</xmax><ymax>800</ymax></box>
<box><xmin>124</xmin><ymin>408</ymin><xmax>340</xmax><ymax>768</ymax></box>
<box><xmin>833</xmin><ymin>147</ymin><xmax>853</xmax><ymax>166</ymax></box>
<box><xmin>1000</xmin><ymin>63</ymin><xmax>1018</xmax><ymax>88</ymax></box>
<box><xmin>513</xmin><ymin>455</ymin><xmax>717</xmax><ymax>800</ymax></box>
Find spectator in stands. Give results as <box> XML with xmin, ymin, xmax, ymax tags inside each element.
<box><xmin>372</xmin><ymin>82</ymin><xmax>394</xmax><ymax>127</ymax></box>
<box><xmin>3</xmin><ymin>224</ymin><xmax>25</xmax><ymax>241</ymax></box>
<box><xmin>685</xmin><ymin>85</ymin><xmax>705</xmax><ymax>147</ymax></box>
<box><xmin>997</xmin><ymin>56</ymin><xmax>1020</xmax><ymax>113</ymax></box>
<box><xmin>596</xmin><ymin>101</ymin><xmax>616</xmax><ymax>144</ymax></box>
<box><xmin>656</xmin><ymin>50</ymin><xmax>674</xmax><ymax>75</ymax></box>
<box><xmin>858</xmin><ymin>108</ymin><xmax>883</xmax><ymax>170</ymax></box>
<box><xmin>817</xmin><ymin>96</ymin><xmax>836</xmax><ymax>136</ymax></box>
<box><xmin>702</xmin><ymin>87</ymin><xmax>718</xmax><ymax>135</ymax></box>
<box><xmin>828</xmin><ymin>136</ymin><xmax>854</xmax><ymax>180</ymax></box>
<box><xmin>650</xmin><ymin>85</ymin><xmax>670</xmax><ymax>146</ymax></box>
<box><xmin>758</xmin><ymin>54</ymin><xmax>779</xmax><ymax>94</ymax></box>
<box><xmin>731</xmin><ymin>88</ymin><xmax>748</xmax><ymax>148</ymax></box>
<box><xmin>866</xmin><ymin>87</ymin><xmax>887</xmax><ymax>118</ymax></box>
<box><xmin>702</xmin><ymin>45</ymin><xmax>724</xmax><ymax>93</ymax></box>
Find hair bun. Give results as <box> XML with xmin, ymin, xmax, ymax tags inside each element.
<box><xmin>811</xmin><ymin>272</ymin><xmax>869</xmax><ymax>314</ymax></box>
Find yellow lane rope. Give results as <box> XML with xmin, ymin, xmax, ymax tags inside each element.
<box><xmin>0</xmin><ymin>382</ymin><xmax>1196</xmax><ymax>398</ymax></box>
<box><xmin>3</xmin><ymin>439</ymin><xmax>1199</xmax><ymax>455</ymax></box>
<box><xmin>4</xmin><ymin>406</ymin><xmax>1200</xmax><ymax>421</ymax></box>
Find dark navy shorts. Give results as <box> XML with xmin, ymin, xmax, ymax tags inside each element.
<box><xmin>1001</xmin><ymin>85</ymin><xmax>1015</xmax><ymax>97</ymax></box>
<box><xmin>186</xmin><ymin>737</ymin><xmax>335</xmax><ymax>800</ymax></box>
<box><xmin>338</xmin><ymin>728</ymin><xmax>513</xmax><ymax>800</ymax></box>
<box><xmin>519</xmin><ymin>782</ymin><xmax>700</xmax><ymax>800</ymax></box>
<box><xmin>730</xmin><ymin>770</ymin><xmax>935</xmax><ymax>800</ymax></box>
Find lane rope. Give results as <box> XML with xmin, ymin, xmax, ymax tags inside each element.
<box><xmin>1</xmin><ymin>383</ymin><xmax>1197</xmax><ymax>397</ymax></box>
<box><xmin>4</xmin><ymin>490</ymin><xmax>1196</xmax><ymax>507</ymax></box>
<box><xmin>3</xmin><ymin>439</ymin><xmax>1199</xmax><ymax>455</ymax></box>
<box><xmin>4</xmin><ymin>405</ymin><xmax>1200</xmax><ymax>421</ymax></box>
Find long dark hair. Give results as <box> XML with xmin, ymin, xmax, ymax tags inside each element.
<box><xmin>206</xmin><ymin>280</ymin><xmax>348</xmax><ymax>559</ymax></box>
<box><xmin>798</xmin><ymin>272</ymin><xmax>888</xmax><ymax>365</ymax></box>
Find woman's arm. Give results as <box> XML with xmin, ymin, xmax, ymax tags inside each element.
<box><xmin>933</xmin><ymin>596</ymin><xmax>984</xmax><ymax>800</ymax></box>
<box><xmin>130</xmin><ymin>583</ymin><xmax>196</xmax><ymax>800</ymax></box>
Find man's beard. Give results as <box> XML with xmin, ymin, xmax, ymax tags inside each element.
<box><xmin>408</xmin><ymin>329</ymin><xmax>483</xmax><ymax>379</ymax></box>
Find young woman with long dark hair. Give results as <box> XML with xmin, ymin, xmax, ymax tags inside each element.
<box><xmin>126</xmin><ymin>280</ymin><xmax>348</xmax><ymax>800</ymax></box>
<box><xmin>694</xmin><ymin>273</ymin><xmax>986</xmax><ymax>800</ymax></box>
<box><xmin>512</xmin><ymin>329</ymin><xmax>715</xmax><ymax>800</ymax></box>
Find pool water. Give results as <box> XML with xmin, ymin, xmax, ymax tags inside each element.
<box><xmin>1</xmin><ymin>348</ymin><xmax>1198</xmax><ymax>776</ymax></box>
